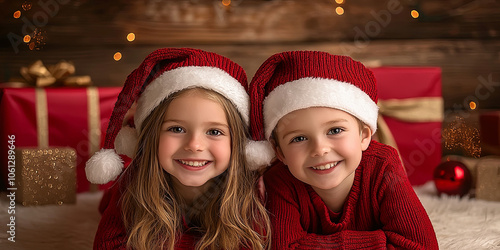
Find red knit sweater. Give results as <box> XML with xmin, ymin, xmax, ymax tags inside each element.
<box><xmin>263</xmin><ymin>141</ymin><xmax>438</xmax><ymax>249</ymax></box>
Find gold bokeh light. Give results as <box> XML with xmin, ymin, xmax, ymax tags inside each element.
<box><xmin>469</xmin><ymin>101</ymin><xmax>477</xmax><ymax>110</ymax></box>
<box><xmin>335</xmin><ymin>7</ymin><xmax>344</xmax><ymax>15</ymax></box>
<box><xmin>127</xmin><ymin>33</ymin><xmax>135</xmax><ymax>42</ymax></box>
<box><xmin>411</xmin><ymin>10</ymin><xmax>419</xmax><ymax>18</ymax></box>
<box><xmin>114</xmin><ymin>52</ymin><xmax>122</xmax><ymax>61</ymax></box>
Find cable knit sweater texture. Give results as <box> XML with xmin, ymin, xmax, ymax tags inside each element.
<box><xmin>263</xmin><ymin>141</ymin><xmax>439</xmax><ymax>249</ymax></box>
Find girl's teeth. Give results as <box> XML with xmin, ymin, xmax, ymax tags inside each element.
<box><xmin>312</xmin><ymin>162</ymin><xmax>338</xmax><ymax>170</ymax></box>
<box><xmin>180</xmin><ymin>160</ymin><xmax>207</xmax><ymax>167</ymax></box>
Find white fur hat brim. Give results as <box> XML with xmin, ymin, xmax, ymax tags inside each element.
<box><xmin>263</xmin><ymin>77</ymin><xmax>378</xmax><ymax>139</ymax></box>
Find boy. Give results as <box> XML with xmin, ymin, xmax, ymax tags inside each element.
<box><xmin>249</xmin><ymin>51</ymin><xmax>438</xmax><ymax>249</ymax></box>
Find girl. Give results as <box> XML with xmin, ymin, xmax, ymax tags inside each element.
<box><xmin>86</xmin><ymin>48</ymin><xmax>270</xmax><ymax>249</ymax></box>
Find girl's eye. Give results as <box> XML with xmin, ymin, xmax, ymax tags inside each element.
<box><xmin>290</xmin><ymin>136</ymin><xmax>306</xmax><ymax>143</ymax></box>
<box><xmin>328</xmin><ymin>128</ymin><xmax>343</xmax><ymax>135</ymax></box>
<box><xmin>207</xmin><ymin>129</ymin><xmax>223</xmax><ymax>136</ymax></box>
<box><xmin>167</xmin><ymin>126</ymin><xmax>184</xmax><ymax>133</ymax></box>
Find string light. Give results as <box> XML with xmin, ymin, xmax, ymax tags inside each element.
<box><xmin>28</xmin><ymin>28</ymin><xmax>46</xmax><ymax>50</ymax></box>
<box><xmin>222</xmin><ymin>0</ymin><xmax>231</xmax><ymax>7</ymax></box>
<box><xmin>13</xmin><ymin>10</ymin><xmax>21</xmax><ymax>18</ymax></box>
<box><xmin>335</xmin><ymin>0</ymin><xmax>344</xmax><ymax>4</ymax></box>
<box><xmin>469</xmin><ymin>101</ymin><xmax>477</xmax><ymax>110</ymax></box>
<box><xmin>22</xmin><ymin>1</ymin><xmax>32</xmax><ymax>11</ymax></box>
<box><xmin>114</xmin><ymin>52</ymin><xmax>122</xmax><ymax>61</ymax></box>
<box><xmin>335</xmin><ymin>6</ymin><xmax>344</xmax><ymax>15</ymax></box>
<box><xmin>126</xmin><ymin>33</ymin><xmax>135</xmax><ymax>42</ymax></box>
<box><xmin>442</xmin><ymin>116</ymin><xmax>481</xmax><ymax>157</ymax></box>
<box><xmin>411</xmin><ymin>10</ymin><xmax>419</xmax><ymax>18</ymax></box>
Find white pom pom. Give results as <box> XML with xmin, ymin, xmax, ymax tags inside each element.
<box><xmin>85</xmin><ymin>149</ymin><xmax>124</xmax><ymax>184</ymax></box>
<box><xmin>114</xmin><ymin>126</ymin><xmax>138</xmax><ymax>158</ymax></box>
<box><xmin>245</xmin><ymin>140</ymin><xmax>275</xmax><ymax>170</ymax></box>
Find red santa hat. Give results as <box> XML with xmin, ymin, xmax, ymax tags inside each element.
<box><xmin>249</xmin><ymin>51</ymin><xmax>379</xmax><ymax>165</ymax></box>
<box><xmin>86</xmin><ymin>48</ymin><xmax>269</xmax><ymax>184</ymax></box>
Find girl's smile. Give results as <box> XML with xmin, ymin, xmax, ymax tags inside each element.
<box><xmin>176</xmin><ymin>159</ymin><xmax>211</xmax><ymax>171</ymax></box>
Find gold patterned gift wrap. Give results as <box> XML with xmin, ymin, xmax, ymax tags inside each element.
<box><xmin>15</xmin><ymin>148</ymin><xmax>77</xmax><ymax>206</ymax></box>
<box><xmin>475</xmin><ymin>156</ymin><xmax>500</xmax><ymax>202</ymax></box>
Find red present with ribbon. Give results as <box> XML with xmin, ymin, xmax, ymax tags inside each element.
<box><xmin>371</xmin><ymin>67</ymin><xmax>443</xmax><ymax>186</ymax></box>
<box><xmin>480</xmin><ymin>110</ymin><xmax>500</xmax><ymax>156</ymax></box>
<box><xmin>0</xmin><ymin>87</ymin><xmax>121</xmax><ymax>192</ymax></box>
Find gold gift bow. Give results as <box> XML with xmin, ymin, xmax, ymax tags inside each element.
<box><xmin>376</xmin><ymin>97</ymin><xmax>444</xmax><ymax>152</ymax></box>
<box><xmin>20</xmin><ymin>60</ymin><xmax>92</xmax><ymax>87</ymax></box>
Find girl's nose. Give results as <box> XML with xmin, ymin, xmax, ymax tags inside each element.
<box><xmin>185</xmin><ymin>133</ymin><xmax>205</xmax><ymax>152</ymax></box>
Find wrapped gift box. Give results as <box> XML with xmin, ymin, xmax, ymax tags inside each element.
<box><xmin>0</xmin><ymin>87</ymin><xmax>121</xmax><ymax>192</ymax></box>
<box><xmin>371</xmin><ymin>67</ymin><xmax>443</xmax><ymax>185</ymax></box>
<box><xmin>475</xmin><ymin>156</ymin><xmax>500</xmax><ymax>201</ymax></box>
<box><xmin>16</xmin><ymin>147</ymin><xmax>77</xmax><ymax>205</ymax></box>
<box><xmin>479</xmin><ymin>110</ymin><xmax>500</xmax><ymax>156</ymax></box>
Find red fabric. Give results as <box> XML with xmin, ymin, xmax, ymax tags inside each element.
<box><xmin>263</xmin><ymin>141</ymin><xmax>438</xmax><ymax>249</ymax></box>
<box><xmin>480</xmin><ymin>111</ymin><xmax>500</xmax><ymax>151</ymax></box>
<box><xmin>249</xmin><ymin>51</ymin><xmax>377</xmax><ymax>141</ymax></box>
<box><xmin>371</xmin><ymin>67</ymin><xmax>442</xmax><ymax>185</ymax></box>
<box><xmin>0</xmin><ymin>87</ymin><xmax>121</xmax><ymax>192</ymax></box>
<box><xmin>102</xmin><ymin>48</ymin><xmax>248</xmax><ymax>152</ymax></box>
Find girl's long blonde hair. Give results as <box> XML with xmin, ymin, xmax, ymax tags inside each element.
<box><xmin>120</xmin><ymin>88</ymin><xmax>270</xmax><ymax>249</ymax></box>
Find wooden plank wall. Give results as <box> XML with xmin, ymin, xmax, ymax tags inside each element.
<box><xmin>1</xmin><ymin>0</ymin><xmax>500</xmax><ymax>110</ymax></box>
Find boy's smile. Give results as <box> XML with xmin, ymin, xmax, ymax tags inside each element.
<box><xmin>310</xmin><ymin>161</ymin><xmax>340</xmax><ymax>173</ymax></box>
<box><xmin>273</xmin><ymin>107</ymin><xmax>371</xmax><ymax>192</ymax></box>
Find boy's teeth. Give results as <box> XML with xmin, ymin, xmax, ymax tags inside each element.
<box><xmin>180</xmin><ymin>160</ymin><xmax>208</xmax><ymax>167</ymax></box>
<box><xmin>312</xmin><ymin>162</ymin><xmax>338</xmax><ymax>170</ymax></box>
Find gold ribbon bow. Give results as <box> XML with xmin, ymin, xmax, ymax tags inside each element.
<box><xmin>376</xmin><ymin>97</ymin><xmax>444</xmax><ymax>151</ymax></box>
<box><xmin>20</xmin><ymin>60</ymin><xmax>92</xmax><ymax>87</ymax></box>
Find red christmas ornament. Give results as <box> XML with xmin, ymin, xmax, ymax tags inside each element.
<box><xmin>433</xmin><ymin>160</ymin><xmax>472</xmax><ymax>197</ymax></box>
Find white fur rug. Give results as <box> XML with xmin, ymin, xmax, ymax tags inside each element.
<box><xmin>0</xmin><ymin>183</ymin><xmax>499</xmax><ymax>250</ymax></box>
<box><xmin>413</xmin><ymin>183</ymin><xmax>500</xmax><ymax>249</ymax></box>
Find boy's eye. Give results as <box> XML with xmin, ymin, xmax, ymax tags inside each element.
<box><xmin>207</xmin><ymin>129</ymin><xmax>223</xmax><ymax>136</ymax></box>
<box><xmin>290</xmin><ymin>136</ymin><xmax>307</xmax><ymax>143</ymax></box>
<box><xmin>167</xmin><ymin>126</ymin><xmax>184</xmax><ymax>133</ymax></box>
<box><xmin>328</xmin><ymin>128</ymin><xmax>343</xmax><ymax>135</ymax></box>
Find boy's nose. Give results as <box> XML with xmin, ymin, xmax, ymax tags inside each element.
<box><xmin>185</xmin><ymin>133</ymin><xmax>205</xmax><ymax>152</ymax></box>
<box><xmin>311</xmin><ymin>138</ymin><xmax>331</xmax><ymax>157</ymax></box>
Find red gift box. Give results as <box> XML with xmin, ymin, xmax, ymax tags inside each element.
<box><xmin>0</xmin><ymin>87</ymin><xmax>121</xmax><ymax>192</ymax></box>
<box><xmin>371</xmin><ymin>67</ymin><xmax>443</xmax><ymax>185</ymax></box>
<box><xmin>480</xmin><ymin>110</ymin><xmax>500</xmax><ymax>156</ymax></box>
